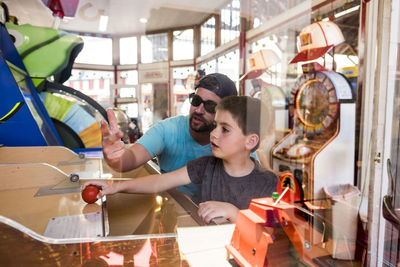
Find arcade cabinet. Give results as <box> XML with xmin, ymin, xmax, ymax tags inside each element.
<box><xmin>0</xmin><ymin>21</ymin><xmax>62</xmax><ymax>146</ymax></box>
<box><xmin>227</xmin><ymin>21</ymin><xmax>359</xmax><ymax>266</ymax></box>
<box><xmin>1</xmin><ymin>8</ymin><xmax>107</xmax><ymax>151</ymax></box>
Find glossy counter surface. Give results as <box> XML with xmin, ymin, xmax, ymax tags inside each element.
<box><xmin>0</xmin><ymin>146</ymin><xmax>203</xmax><ymax>266</ymax></box>
<box><xmin>0</xmin><ymin>146</ymin><xmax>199</xmax><ymax>236</ymax></box>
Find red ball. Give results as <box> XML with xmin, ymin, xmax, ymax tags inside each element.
<box><xmin>81</xmin><ymin>185</ymin><xmax>99</xmax><ymax>204</ymax></box>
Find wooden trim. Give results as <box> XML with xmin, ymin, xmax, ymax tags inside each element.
<box><xmin>215</xmin><ymin>13</ymin><xmax>221</xmax><ymax>48</ymax></box>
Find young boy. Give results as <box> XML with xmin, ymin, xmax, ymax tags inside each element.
<box><xmin>83</xmin><ymin>96</ymin><xmax>277</xmax><ymax>224</ymax></box>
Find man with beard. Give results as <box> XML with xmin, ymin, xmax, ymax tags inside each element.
<box><xmin>101</xmin><ymin>73</ymin><xmax>237</xmax><ymax>197</ymax></box>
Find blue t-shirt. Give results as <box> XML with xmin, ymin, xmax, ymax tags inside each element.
<box><xmin>137</xmin><ymin>115</ymin><xmax>211</xmax><ymax>196</ymax></box>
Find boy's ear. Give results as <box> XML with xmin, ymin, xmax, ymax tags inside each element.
<box><xmin>245</xmin><ymin>133</ymin><xmax>259</xmax><ymax>151</ymax></box>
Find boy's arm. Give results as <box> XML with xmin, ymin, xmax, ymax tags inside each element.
<box><xmin>197</xmin><ymin>201</ymin><xmax>239</xmax><ymax>224</ymax></box>
<box><xmin>117</xmin><ymin>166</ymin><xmax>191</xmax><ymax>193</ymax></box>
<box><xmin>83</xmin><ymin>166</ymin><xmax>191</xmax><ymax>197</ymax></box>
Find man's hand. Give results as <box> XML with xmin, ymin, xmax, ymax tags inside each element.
<box><xmin>101</xmin><ymin>109</ymin><xmax>125</xmax><ymax>167</ymax></box>
<box><xmin>197</xmin><ymin>201</ymin><xmax>239</xmax><ymax>224</ymax></box>
<box><xmin>82</xmin><ymin>180</ymin><xmax>119</xmax><ymax>198</ymax></box>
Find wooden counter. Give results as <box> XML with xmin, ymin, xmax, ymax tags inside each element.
<box><xmin>0</xmin><ymin>146</ymin><xmax>232</xmax><ymax>266</ymax></box>
<box><xmin>0</xmin><ymin>146</ymin><xmax>199</xmax><ymax>237</ymax></box>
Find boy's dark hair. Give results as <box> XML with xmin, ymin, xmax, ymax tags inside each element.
<box><xmin>216</xmin><ymin>96</ymin><xmax>269</xmax><ymax>152</ymax></box>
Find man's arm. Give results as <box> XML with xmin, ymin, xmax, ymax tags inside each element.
<box><xmin>83</xmin><ymin>166</ymin><xmax>191</xmax><ymax>196</ymax></box>
<box><xmin>101</xmin><ymin>109</ymin><xmax>152</xmax><ymax>172</ymax></box>
<box><xmin>117</xmin><ymin>143</ymin><xmax>152</xmax><ymax>172</ymax></box>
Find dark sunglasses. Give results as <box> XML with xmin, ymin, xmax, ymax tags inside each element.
<box><xmin>189</xmin><ymin>93</ymin><xmax>217</xmax><ymax>114</ymax></box>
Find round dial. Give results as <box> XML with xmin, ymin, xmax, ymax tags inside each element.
<box><xmin>293</xmin><ymin>73</ymin><xmax>339</xmax><ymax>134</ymax></box>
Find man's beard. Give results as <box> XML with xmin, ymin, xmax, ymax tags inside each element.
<box><xmin>189</xmin><ymin>113</ymin><xmax>214</xmax><ymax>133</ymax></box>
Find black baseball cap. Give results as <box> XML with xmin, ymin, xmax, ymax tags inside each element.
<box><xmin>194</xmin><ymin>73</ymin><xmax>238</xmax><ymax>98</ymax></box>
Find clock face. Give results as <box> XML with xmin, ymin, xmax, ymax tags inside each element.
<box><xmin>293</xmin><ymin>72</ymin><xmax>339</xmax><ymax>134</ymax></box>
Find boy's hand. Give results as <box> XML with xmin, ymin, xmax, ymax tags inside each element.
<box><xmin>82</xmin><ymin>180</ymin><xmax>118</xmax><ymax>198</ymax></box>
<box><xmin>197</xmin><ymin>201</ymin><xmax>239</xmax><ymax>224</ymax></box>
<box><xmin>101</xmin><ymin>109</ymin><xmax>125</xmax><ymax>164</ymax></box>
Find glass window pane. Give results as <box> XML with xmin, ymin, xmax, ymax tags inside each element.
<box><xmin>141</xmin><ymin>33</ymin><xmax>168</xmax><ymax>63</ymax></box>
<box><xmin>172</xmin><ymin>66</ymin><xmax>194</xmax><ymax>116</ymax></box>
<box><xmin>201</xmin><ymin>17</ymin><xmax>215</xmax><ymax>56</ymax></box>
<box><xmin>200</xmin><ymin>59</ymin><xmax>217</xmax><ymax>74</ymax></box>
<box><xmin>217</xmin><ymin>50</ymin><xmax>239</xmax><ymax>88</ymax></box>
<box><xmin>120</xmin><ymin>37</ymin><xmax>137</xmax><ymax>64</ymax></box>
<box><xmin>140</xmin><ymin>83</ymin><xmax>153</xmax><ymax>133</ymax></box>
<box><xmin>173</xmin><ymin>29</ymin><xmax>194</xmax><ymax>60</ymax></box>
<box><xmin>249</xmin><ymin>0</ymin><xmax>308</xmax><ymax>29</ymax></box>
<box><xmin>250</xmin><ymin>35</ymin><xmax>287</xmax><ymax>87</ymax></box>
<box><xmin>221</xmin><ymin>0</ymin><xmax>241</xmax><ymax>45</ymax></box>
<box><xmin>119</xmin><ymin>103</ymin><xmax>138</xmax><ymax>118</ymax></box>
<box><xmin>118</xmin><ymin>87</ymin><xmax>136</xmax><ymax>98</ymax></box>
<box><xmin>120</xmin><ymin>70</ymin><xmax>138</xmax><ymax>85</ymax></box>
<box><xmin>75</xmin><ymin>35</ymin><xmax>112</xmax><ymax>65</ymax></box>
<box><xmin>64</xmin><ymin>69</ymin><xmax>114</xmax><ymax>108</ymax></box>
<box><xmin>391</xmin><ymin>5</ymin><xmax>400</xmax><ymax>209</ymax></box>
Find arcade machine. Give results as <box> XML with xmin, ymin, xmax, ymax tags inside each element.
<box><xmin>2</xmin><ymin>4</ymin><xmax>107</xmax><ymax>152</ymax></box>
<box><xmin>0</xmin><ymin>17</ymin><xmax>62</xmax><ymax>147</ymax></box>
<box><xmin>227</xmin><ymin>21</ymin><xmax>359</xmax><ymax>266</ymax></box>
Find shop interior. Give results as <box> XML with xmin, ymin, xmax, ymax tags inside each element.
<box><xmin>0</xmin><ymin>0</ymin><xmax>399</xmax><ymax>266</ymax></box>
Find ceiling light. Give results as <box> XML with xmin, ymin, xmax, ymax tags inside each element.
<box><xmin>335</xmin><ymin>5</ymin><xmax>360</xmax><ymax>19</ymax></box>
<box><xmin>139</xmin><ymin>17</ymin><xmax>148</xmax><ymax>24</ymax></box>
<box><xmin>99</xmin><ymin>15</ymin><xmax>108</xmax><ymax>32</ymax></box>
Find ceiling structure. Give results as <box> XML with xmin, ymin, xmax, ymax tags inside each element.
<box><xmin>3</xmin><ymin>0</ymin><xmax>360</xmax><ymax>56</ymax></box>
<box><xmin>2</xmin><ymin>0</ymin><xmax>230</xmax><ymax>36</ymax></box>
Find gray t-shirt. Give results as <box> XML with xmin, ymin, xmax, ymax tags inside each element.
<box><xmin>136</xmin><ymin>115</ymin><xmax>211</xmax><ymax>196</ymax></box>
<box><xmin>187</xmin><ymin>156</ymin><xmax>278</xmax><ymax>209</ymax></box>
